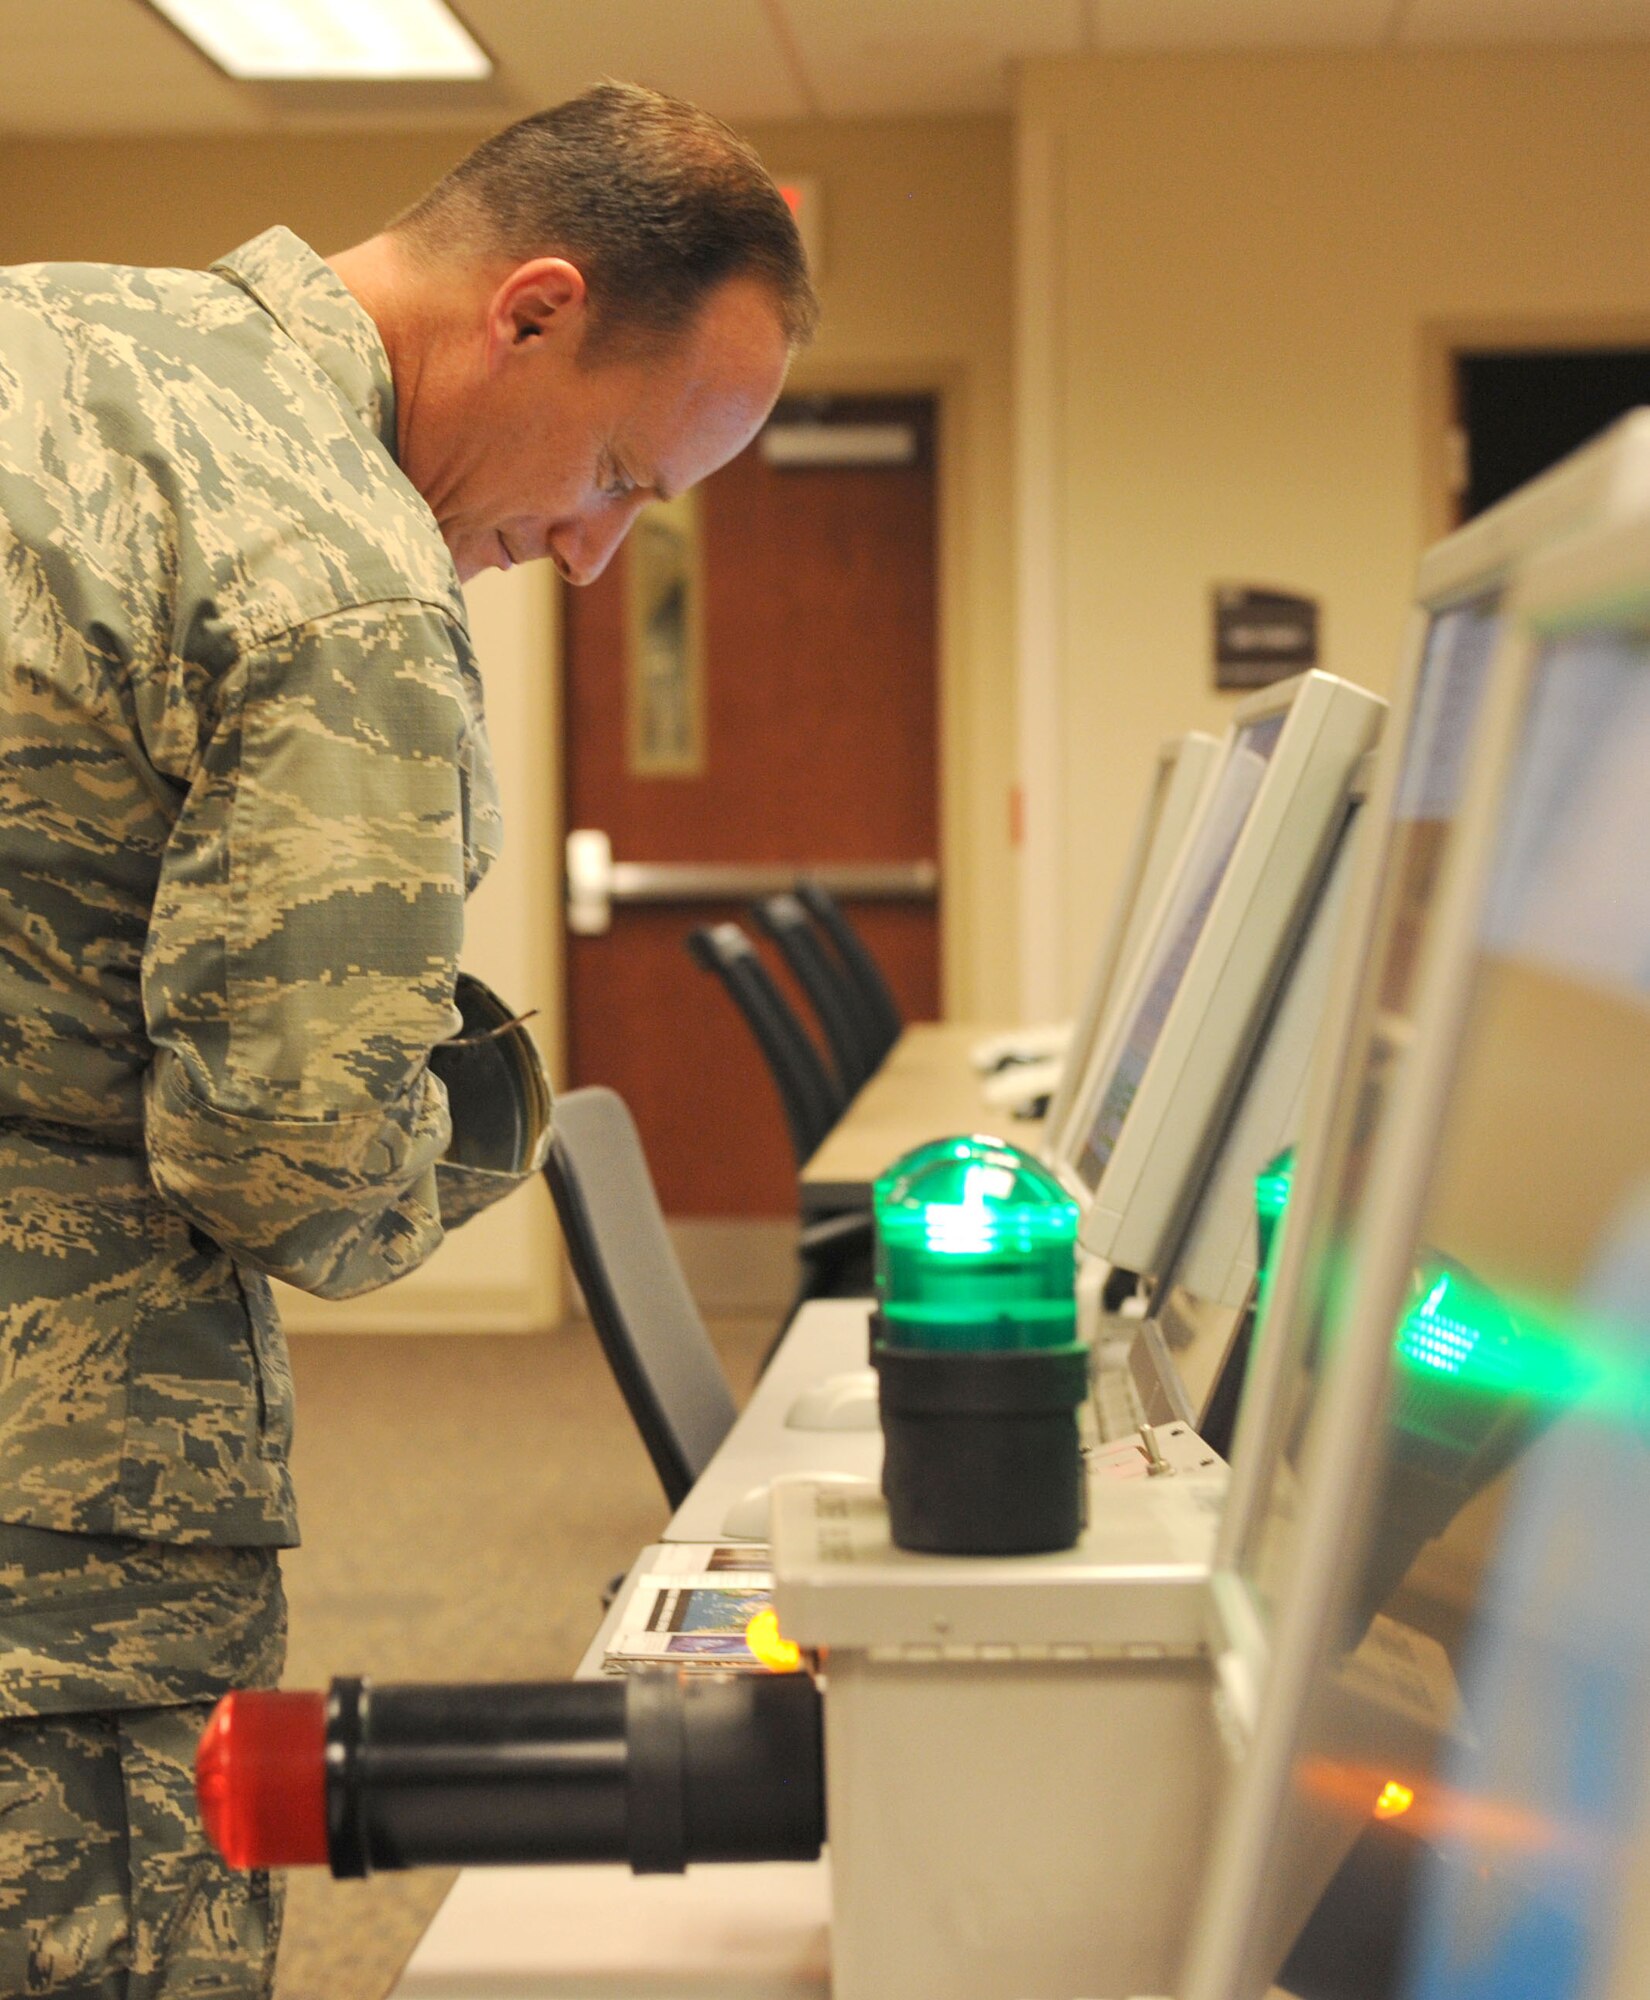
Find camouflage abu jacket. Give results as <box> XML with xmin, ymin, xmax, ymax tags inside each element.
<box><xmin>0</xmin><ymin>228</ymin><xmax>508</xmax><ymax>1548</ymax></box>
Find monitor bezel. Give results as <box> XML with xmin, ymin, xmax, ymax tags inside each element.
<box><xmin>1044</xmin><ymin>730</ymin><xmax>1223</xmax><ymax>1171</ymax></box>
<box><xmin>1055</xmin><ymin>677</ymin><xmax>1312</xmax><ymax>1209</ymax></box>
<box><xmin>1132</xmin><ymin>761</ymin><xmax>1376</xmax><ymax>1431</ymax></box>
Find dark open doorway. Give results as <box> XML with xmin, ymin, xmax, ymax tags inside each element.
<box><xmin>1454</xmin><ymin>346</ymin><xmax>1650</xmax><ymax>523</ymax></box>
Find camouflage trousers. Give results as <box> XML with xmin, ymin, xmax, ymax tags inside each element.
<box><xmin>0</xmin><ymin>1705</ymin><xmax>283</xmax><ymax>1998</ymax></box>
<box><xmin>0</xmin><ymin>1525</ymin><xmax>289</xmax><ymax>1998</ymax></box>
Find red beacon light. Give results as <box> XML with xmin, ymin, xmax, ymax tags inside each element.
<box><xmin>195</xmin><ymin>1690</ymin><xmax>330</xmax><ymax>1870</ymax></box>
<box><xmin>196</xmin><ymin>1672</ymin><xmax>824</xmax><ymax>1880</ymax></box>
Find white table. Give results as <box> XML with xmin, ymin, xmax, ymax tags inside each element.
<box><xmin>664</xmin><ymin>1298</ymin><xmax>879</xmax><ymax>1545</ymax></box>
<box><xmin>799</xmin><ymin>1022</ymin><xmax>1029</xmax><ymax>1216</ymax></box>
<box><xmin>387</xmin><ymin>1860</ymin><xmax>830</xmax><ymax>1999</ymax></box>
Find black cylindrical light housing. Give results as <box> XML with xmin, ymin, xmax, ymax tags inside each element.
<box><xmin>323</xmin><ymin>1670</ymin><xmax>823</xmax><ymax>1880</ymax></box>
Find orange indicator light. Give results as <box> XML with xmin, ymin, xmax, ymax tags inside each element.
<box><xmin>746</xmin><ymin>1608</ymin><xmax>803</xmax><ymax>1674</ymax></box>
<box><xmin>1374</xmin><ymin>1780</ymin><xmax>1415</xmax><ymax>1820</ymax></box>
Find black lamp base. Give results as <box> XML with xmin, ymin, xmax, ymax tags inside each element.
<box><xmin>871</xmin><ymin>1318</ymin><xmax>1090</xmax><ymax>1556</ymax></box>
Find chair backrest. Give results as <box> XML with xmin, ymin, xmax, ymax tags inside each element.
<box><xmin>791</xmin><ymin>880</ymin><xmax>904</xmax><ymax>1065</ymax></box>
<box><xmin>542</xmin><ymin>1086</ymin><xmax>738</xmax><ymax>1508</ymax></box>
<box><xmin>686</xmin><ymin>921</ymin><xmax>845</xmax><ymax>1165</ymax></box>
<box><xmin>750</xmin><ymin>892</ymin><xmax>878</xmax><ymax>1096</ymax></box>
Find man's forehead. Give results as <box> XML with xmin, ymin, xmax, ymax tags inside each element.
<box><xmin>616</xmin><ymin>289</ymin><xmax>789</xmax><ymax>491</ymax></box>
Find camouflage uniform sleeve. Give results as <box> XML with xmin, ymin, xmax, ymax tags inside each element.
<box><xmin>141</xmin><ymin>600</ymin><xmax>480</xmax><ymax>1300</ymax></box>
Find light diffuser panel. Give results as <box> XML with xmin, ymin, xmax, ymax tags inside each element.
<box><xmin>150</xmin><ymin>0</ymin><xmax>491</xmax><ymax>81</ymax></box>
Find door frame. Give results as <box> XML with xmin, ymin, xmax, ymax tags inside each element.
<box><xmin>1420</xmin><ymin>313</ymin><xmax>1650</xmax><ymax>542</ymax></box>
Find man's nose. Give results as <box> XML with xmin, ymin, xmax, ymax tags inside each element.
<box><xmin>551</xmin><ymin>499</ymin><xmax>647</xmax><ymax>587</ymax></box>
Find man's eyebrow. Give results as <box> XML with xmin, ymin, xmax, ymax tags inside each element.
<box><xmin>606</xmin><ymin>446</ymin><xmax>667</xmax><ymax>503</ymax></box>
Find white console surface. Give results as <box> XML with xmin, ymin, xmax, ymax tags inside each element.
<box><xmin>772</xmin><ymin>1426</ymin><xmax>1226</xmax><ymax>1657</ymax></box>
<box><xmin>664</xmin><ymin>1299</ymin><xmax>882</xmax><ymax>1544</ymax></box>
<box><xmin>388</xmin><ymin>1858</ymin><xmax>830</xmax><ymax>1998</ymax></box>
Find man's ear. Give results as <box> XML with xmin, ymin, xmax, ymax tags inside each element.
<box><xmin>484</xmin><ymin>258</ymin><xmax>587</xmax><ymax>369</ymax></box>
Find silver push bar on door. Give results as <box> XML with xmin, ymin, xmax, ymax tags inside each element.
<box><xmin>565</xmin><ymin>829</ymin><xmax>938</xmax><ymax>936</ymax></box>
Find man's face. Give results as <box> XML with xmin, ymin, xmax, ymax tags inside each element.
<box><xmin>413</xmin><ymin>267</ymin><xmax>791</xmax><ymax>587</ymax></box>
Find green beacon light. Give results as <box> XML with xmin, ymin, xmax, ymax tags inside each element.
<box><xmin>871</xmin><ymin>1136</ymin><xmax>1089</xmax><ymax>1556</ymax></box>
<box><xmin>874</xmin><ymin>1136</ymin><xmax>1080</xmax><ymax>1351</ymax></box>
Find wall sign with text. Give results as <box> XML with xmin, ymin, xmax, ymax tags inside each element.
<box><xmin>1212</xmin><ymin>584</ymin><xmax>1320</xmax><ymax>689</ymax></box>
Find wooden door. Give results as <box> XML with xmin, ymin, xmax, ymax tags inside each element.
<box><xmin>562</xmin><ymin>395</ymin><xmax>940</xmax><ymax>1217</ymax></box>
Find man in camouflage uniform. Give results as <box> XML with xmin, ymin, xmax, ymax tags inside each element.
<box><xmin>0</xmin><ymin>83</ymin><xmax>813</xmax><ymax>1994</ymax></box>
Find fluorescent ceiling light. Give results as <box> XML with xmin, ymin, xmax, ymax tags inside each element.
<box><xmin>150</xmin><ymin>0</ymin><xmax>491</xmax><ymax>81</ymax></box>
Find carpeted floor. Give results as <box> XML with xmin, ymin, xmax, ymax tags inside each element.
<box><xmin>272</xmin><ymin>1315</ymin><xmax>772</xmax><ymax>2000</ymax></box>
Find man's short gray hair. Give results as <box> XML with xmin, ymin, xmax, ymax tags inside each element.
<box><xmin>393</xmin><ymin>81</ymin><xmax>819</xmax><ymax>356</ymax></box>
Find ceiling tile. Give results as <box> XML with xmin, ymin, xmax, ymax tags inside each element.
<box><xmin>462</xmin><ymin>0</ymin><xmax>812</xmax><ymax>124</ymax></box>
<box><xmin>783</xmin><ymin>0</ymin><xmax>1084</xmax><ymax>117</ymax></box>
<box><xmin>1401</xmin><ymin>0</ymin><xmax>1650</xmax><ymax>41</ymax></box>
<box><xmin>1092</xmin><ymin>0</ymin><xmax>1394</xmax><ymax>51</ymax></box>
<box><xmin>0</xmin><ymin>0</ymin><xmax>253</xmax><ymax>133</ymax></box>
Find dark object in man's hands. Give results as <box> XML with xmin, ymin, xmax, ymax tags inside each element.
<box><xmin>430</xmin><ymin>973</ymin><xmax>554</xmax><ymax>1178</ymax></box>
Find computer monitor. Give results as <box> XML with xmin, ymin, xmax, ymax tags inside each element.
<box><xmin>1069</xmin><ymin>671</ymin><xmax>1384</xmax><ymax>1275</ymax></box>
<box><xmin>1127</xmin><ymin>768</ymin><xmax>1371</xmax><ymax>1442</ymax></box>
<box><xmin>1180</xmin><ymin>429</ymin><xmax>1650</xmax><ymax>2000</ymax></box>
<box><xmin>1043</xmin><ymin>730</ymin><xmax>1222</xmax><ymax>1154</ymax></box>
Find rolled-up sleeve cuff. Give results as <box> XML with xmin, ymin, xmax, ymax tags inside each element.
<box><xmin>434</xmin><ymin>1156</ymin><xmax>543</xmax><ymax>1232</ymax></box>
<box><xmin>143</xmin><ymin>1053</ymin><xmax>448</xmax><ymax>1297</ymax></box>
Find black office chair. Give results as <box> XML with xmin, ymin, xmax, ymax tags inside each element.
<box><xmin>749</xmin><ymin>891</ymin><xmax>879</xmax><ymax>1097</ymax></box>
<box><xmin>792</xmin><ymin>880</ymin><xmax>904</xmax><ymax>1067</ymax></box>
<box><xmin>541</xmin><ymin>1086</ymin><xmax>738</xmax><ymax>1510</ymax></box>
<box><xmin>686</xmin><ymin>921</ymin><xmax>846</xmax><ymax>1167</ymax></box>
<box><xmin>686</xmin><ymin>921</ymin><xmax>874</xmax><ymax>1315</ymax></box>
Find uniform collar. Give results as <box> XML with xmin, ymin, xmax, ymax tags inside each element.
<box><xmin>211</xmin><ymin>226</ymin><xmax>399</xmax><ymax>461</ymax></box>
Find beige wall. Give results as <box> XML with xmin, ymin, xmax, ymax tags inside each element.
<box><xmin>0</xmin><ymin>127</ymin><xmax>492</xmax><ymax>268</ymax></box>
<box><xmin>1017</xmin><ymin>46</ymin><xmax>1650</xmax><ymax>1010</ymax></box>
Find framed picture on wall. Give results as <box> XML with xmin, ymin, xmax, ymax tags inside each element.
<box><xmin>627</xmin><ymin>491</ymin><xmax>706</xmax><ymax>776</ymax></box>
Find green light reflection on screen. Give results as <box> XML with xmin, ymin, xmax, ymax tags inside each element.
<box><xmin>1252</xmin><ymin>1155</ymin><xmax>1644</xmax><ymax>1426</ymax></box>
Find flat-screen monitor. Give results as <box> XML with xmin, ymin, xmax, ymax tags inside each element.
<box><xmin>1044</xmin><ymin>730</ymin><xmax>1222</xmax><ymax>1162</ymax></box>
<box><xmin>1073</xmin><ymin>712</ymin><xmax>1286</xmax><ymax>1182</ymax></box>
<box><xmin>1129</xmin><ymin>778</ymin><xmax>1369</xmax><ymax>1439</ymax></box>
<box><xmin>1071</xmin><ymin>670</ymin><xmax>1385</xmax><ymax>1278</ymax></box>
<box><xmin>1181</xmin><ymin>421</ymin><xmax>1650</xmax><ymax>2000</ymax></box>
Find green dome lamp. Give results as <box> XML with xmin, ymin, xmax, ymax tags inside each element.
<box><xmin>871</xmin><ymin>1135</ymin><xmax>1090</xmax><ymax>1555</ymax></box>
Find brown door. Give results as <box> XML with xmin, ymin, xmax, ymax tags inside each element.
<box><xmin>562</xmin><ymin>394</ymin><xmax>940</xmax><ymax>1217</ymax></box>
